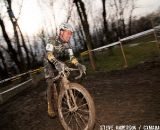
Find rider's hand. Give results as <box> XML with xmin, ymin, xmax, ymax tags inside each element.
<box><xmin>76</xmin><ymin>63</ymin><xmax>86</xmax><ymax>75</ymax></box>
<box><xmin>54</xmin><ymin>60</ymin><xmax>66</xmax><ymax>72</ymax></box>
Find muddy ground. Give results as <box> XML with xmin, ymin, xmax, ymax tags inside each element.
<box><xmin>0</xmin><ymin>59</ymin><xmax>160</xmax><ymax>130</ymax></box>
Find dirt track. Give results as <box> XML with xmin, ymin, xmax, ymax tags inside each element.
<box><xmin>0</xmin><ymin>59</ymin><xmax>160</xmax><ymax>130</ymax></box>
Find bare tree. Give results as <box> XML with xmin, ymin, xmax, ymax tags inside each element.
<box><xmin>5</xmin><ymin>0</ymin><xmax>25</xmax><ymax>66</ymax></box>
<box><xmin>73</xmin><ymin>0</ymin><xmax>96</xmax><ymax>70</ymax></box>
<box><xmin>17</xmin><ymin>24</ymin><xmax>31</xmax><ymax>69</ymax></box>
<box><xmin>86</xmin><ymin>0</ymin><xmax>103</xmax><ymax>47</ymax></box>
<box><xmin>102</xmin><ymin>0</ymin><xmax>109</xmax><ymax>44</ymax></box>
<box><xmin>110</xmin><ymin>0</ymin><xmax>129</xmax><ymax>38</ymax></box>
<box><xmin>0</xmin><ymin>49</ymin><xmax>9</xmax><ymax>77</ymax></box>
<box><xmin>37</xmin><ymin>29</ymin><xmax>48</xmax><ymax>57</ymax></box>
<box><xmin>5</xmin><ymin>0</ymin><xmax>32</xmax><ymax>70</ymax></box>
<box><xmin>25</xmin><ymin>34</ymin><xmax>37</xmax><ymax>67</ymax></box>
<box><xmin>101</xmin><ymin>0</ymin><xmax>115</xmax><ymax>55</ymax></box>
<box><xmin>69</xmin><ymin>6</ymin><xmax>87</xmax><ymax>51</ymax></box>
<box><xmin>0</xmin><ymin>17</ymin><xmax>22</xmax><ymax>72</ymax></box>
<box><xmin>65</xmin><ymin>0</ymin><xmax>74</xmax><ymax>23</ymax></box>
<box><xmin>128</xmin><ymin>0</ymin><xmax>137</xmax><ymax>35</ymax></box>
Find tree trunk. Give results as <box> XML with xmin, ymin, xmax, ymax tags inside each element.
<box><xmin>0</xmin><ymin>50</ymin><xmax>9</xmax><ymax>77</ymax></box>
<box><xmin>6</xmin><ymin>0</ymin><xmax>26</xmax><ymax>70</ymax></box>
<box><xmin>73</xmin><ymin>0</ymin><xmax>96</xmax><ymax>70</ymax></box>
<box><xmin>128</xmin><ymin>16</ymin><xmax>132</xmax><ymax>36</ymax></box>
<box><xmin>17</xmin><ymin>25</ymin><xmax>31</xmax><ymax>69</ymax></box>
<box><xmin>128</xmin><ymin>0</ymin><xmax>136</xmax><ymax>36</ymax></box>
<box><xmin>122</xmin><ymin>19</ymin><xmax>126</xmax><ymax>37</ymax></box>
<box><xmin>102</xmin><ymin>0</ymin><xmax>113</xmax><ymax>55</ymax></box>
<box><xmin>0</xmin><ymin>66</ymin><xmax>6</xmax><ymax>80</ymax></box>
<box><xmin>77</xmin><ymin>25</ymin><xmax>87</xmax><ymax>51</ymax></box>
<box><xmin>102</xmin><ymin>0</ymin><xmax>109</xmax><ymax>44</ymax></box>
<box><xmin>25</xmin><ymin>35</ymin><xmax>36</xmax><ymax>68</ymax></box>
<box><xmin>0</xmin><ymin>17</ymin><xmax>22</xmax><ymax>72</ymax></box>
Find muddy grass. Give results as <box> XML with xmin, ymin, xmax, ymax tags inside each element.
<box><xmin>0</xmin><ymin>59</ymin><xmax>160</xmax><ymax>130</ymax></box>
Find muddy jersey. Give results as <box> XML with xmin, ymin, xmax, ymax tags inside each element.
<box><xmin>45</xmin><ymin>37</ymin><xmax>75</xmax><ymax>63</ymax></box>
<box><xmin>45</xmin><ymin>38</ymin><xmax>78</xmax><ymax>67</ymax></box>
<box><xmin>44</xmin><ymin>37</ymin><xmax>79</xmax><ymax>78</ymax></box>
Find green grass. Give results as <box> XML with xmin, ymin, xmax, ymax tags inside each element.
<box><xmin>81</xmin><ymin>34</ymin><xmax>160</xmax><ymax>72</ymax></box>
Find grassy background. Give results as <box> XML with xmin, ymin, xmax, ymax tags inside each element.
<box><xmin>81</xmin><ymin>33</ymin><xmax>160</xmax><ymax>72</ymax></box>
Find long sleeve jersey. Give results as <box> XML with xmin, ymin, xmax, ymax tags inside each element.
<box><xmin>45</xmin><ymin>37</ymin><xmax>78</xmax><ymax>65</ymax></box>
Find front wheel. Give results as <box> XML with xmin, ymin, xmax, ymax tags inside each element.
<box><xmin>58</xmin><ymin>83</ymin><xmax>96</xmax><ymax>130</ymax></box>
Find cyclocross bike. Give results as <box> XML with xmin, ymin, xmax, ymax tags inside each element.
<box><xmin>48</xmin><ymin>66</ymin><xmax>96</xmax><ymax>130</ymax></box>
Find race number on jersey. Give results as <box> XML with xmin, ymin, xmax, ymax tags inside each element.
<box><xmin>46</xmin><ymin>44</ymin><xmax>54</xmax><ymax>52</ymax></box>
<box><xmin>68</xmin><ymin>49</ymin><xmax>74</xmax><ymax>56</ymax></box>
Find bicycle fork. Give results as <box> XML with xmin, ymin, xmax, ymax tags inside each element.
<box><xmin>65</xmin><ymin>90</ymin><xmax>78</xmax><ymax>112</ymax></box>
<box><xmin>62</xmin><ymin>77</ymin><xmax>78</xmax><ymax>112</ymax></box>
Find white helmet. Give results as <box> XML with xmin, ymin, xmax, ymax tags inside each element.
<box><xmin>59</xmin><ymin>23</ymin><xmax>73</xmax><ymax>32</ymax></box>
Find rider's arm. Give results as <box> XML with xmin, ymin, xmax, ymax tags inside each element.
<box><xmin>68</xmin><ymin>48</ymin><xmax>86</xmax><ymax>74</ymax></box>
<box><xmin>68</xmin><ymin>48</ymin><xmax>79</xmax><ymax>65</ymax></box>
<box><xmin>46</xmin><ymin>43</ymin><xmax>57</xmax><ymax>63</ymax></box>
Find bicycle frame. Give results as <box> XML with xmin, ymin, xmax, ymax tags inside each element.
<box><xmin>50</xmin><ymin>67</ymin><xmax>96</xmax><ymax>130</ymax></box>
<box><xmin>53</xmin><ymin>71</ymin><xmax>78</xmax><ymax>112</ymax></box>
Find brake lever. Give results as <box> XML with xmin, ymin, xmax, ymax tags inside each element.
<box><xmin>75</xmin><ymin>71</ymin><xmax>83</xmax><ymax>80</ymax></box>
<box><xmin>64</xmin><ymin>67</ymin><xmax>85</xmax><ymax>80</ymax></box>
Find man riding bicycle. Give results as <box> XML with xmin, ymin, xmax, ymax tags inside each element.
<box><xmin>44</xmin><ymin>23</ymin><xmax>86</xmax><ymax>118</ymax></box>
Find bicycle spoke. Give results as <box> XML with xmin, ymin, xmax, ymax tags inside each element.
<box><xmin>72</xmin><ymin>89</ymin><xmax>85</xmax><ymax>108</ymax></box>
<box><xmin>76</xmin><ymin>111</ymin><xmax>89</xmax><ymax>122</ymax></box>
<box><xmin>78</xmin><ymin>103</ymin><xmax>88</xmax><ymax>109</ymax></box>
<box><xmin>77</xmin><ymin>96</ymin><xmax>85</xmax><ymax>106</ymax></box>
<box><xmin>74</xmin><ymin>90</ymin><xmax>81</xmax><ymax>103</ymax></box>
<box><xmin>73</xmin><ymin>112</ymin><xmax>83</xmax><ymax>130</ymax></box>
<box><xmin>64</xmin><ymin>112</ymin><xmax>70</xmax><ymax>121</ymax></box>
<box><xmin>62</xmin><ymin>100</ymin><xmax>68</xmax><ymax>106</ymax></box>
<box><xmin>75</xmin><ymin>112</ymin><xmax>87</xmax><ymax>126</ymax></box>
<box><xmin>76</xmin><ymin>122</ymin><xmax>79</xmax><ymax>130</ymax></box>
<box><xmin>70</xmin><ymin>115</ymin><xmax>74</xmax><ymax>130</ymax></box>
<box><xmin>63</xmin><ymin>111</ymin><xmax>70</xmax><ymax>115</ymax></box>
<box><xmin>62</xmin><ymin>107</ymin><xmax>69</xmax><ymax>112</ymax></box>
<box><xmin>72</xmin><ymin>114</ymin><xmax>79</xmax><ymax>130</ymax></box>
<box><xmin>78</xmin><ymin>108</ymin><xmax>89</xmax><ymax>114</ymax></box>
<box><xmin>68</xmin><ymin>113</ymin><xmax>74</xmax><ymax>126</ymax></box>
<box><xmin>59</xmin><ymin>86</ymin><xmax>95</xmax><ymax>130</ymax></box>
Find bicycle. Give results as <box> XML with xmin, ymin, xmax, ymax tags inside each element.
<box><xmin>47</xmin><ymin>66</ymin><xmax>96</xmax><ymax>130</ymax></box>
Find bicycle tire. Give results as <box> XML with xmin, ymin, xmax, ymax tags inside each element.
<box><xmin>58</xmin><ymin>83</ymin><xmax>96</xmax><ymax>130</ymax></box>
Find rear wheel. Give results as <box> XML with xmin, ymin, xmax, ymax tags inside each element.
<box><xmin>58</xmin><ymin>83</ymin><xmax>96</xmax><ymax>130</ymax></box>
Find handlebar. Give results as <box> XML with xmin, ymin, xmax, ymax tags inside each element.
<box><xmin>64</xmin><ymin>67</ymin><xmax>83</xmax><ymax>80</ymax></box>
<box><xmin>46</xmin><ymin>67</ymin><xmax>83</xmax><ymax>81</ymax></box>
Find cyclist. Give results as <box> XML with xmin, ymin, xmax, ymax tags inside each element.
<box><xmin>44</xmin><ymin>23</ymin><xmax>86</xmax><ymax>118</ymax></box>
